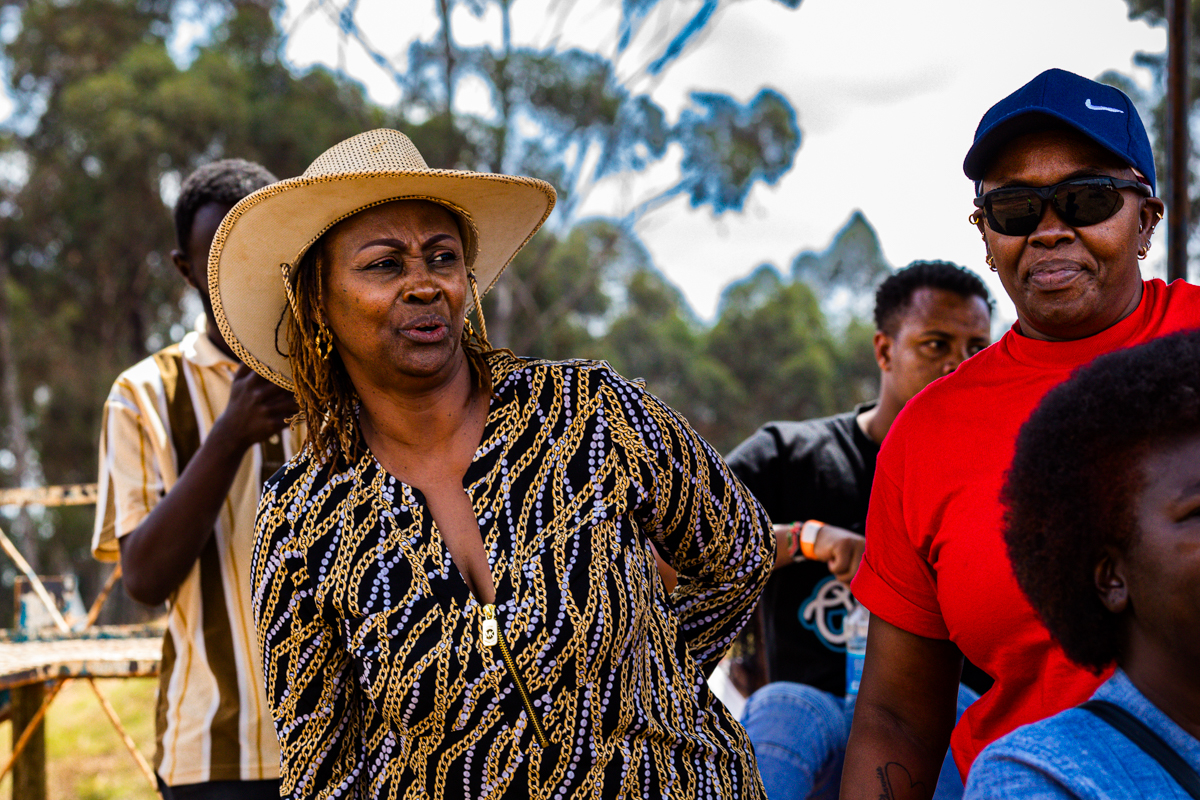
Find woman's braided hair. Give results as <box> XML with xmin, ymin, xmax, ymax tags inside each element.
<box><xmin>281</xmin><ymin>212</ymin><xmax>496</xmax><ymax>467</ymax></box>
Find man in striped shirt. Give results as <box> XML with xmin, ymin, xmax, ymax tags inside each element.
<box><xmin>92</xmin><ymin>160</ymin><xmax>298</xmax><ymax>800</ymax></box>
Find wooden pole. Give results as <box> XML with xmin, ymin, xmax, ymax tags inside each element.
<box><xmin>6</xmin><ymin>680</ymin><xmax>67</xmax><ymax>800</ymax></box>
<box><xmin>0</xmin><ymin>250</ymin><xmax>38</xmax><ymax>573</ymax></box>
<box><xmin>86</xmin><ymin>678</ymin><xmax>157</xmax><ymax>791</ymax></box>
<box><xmin>83</xmin><ymin>564</ymin><xmax>122</xmax><ymax>629</ymax></box>
<box><xmin>1167</xmin><ymin>0</ymin><xmax>1191</xmax><ymax>282</ymax></box>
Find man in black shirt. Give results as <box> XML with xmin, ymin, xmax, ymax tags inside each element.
<box><xmin>727</xmin><ymin>262</ymin><xmax>992</xmax><ymax>799</ymax></box>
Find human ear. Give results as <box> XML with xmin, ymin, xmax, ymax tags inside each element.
<box><xmin>873</xmin><ymin>331</ymin><xmax>893</xmax><ymax>372</ymax></box>
<box><xmin>1094</xmin><ymin>550</ymin><xmax>1129</xmax><ymax>614</ymax></box>
<box><xmin>171</xmin><ymin>249</ymin><xmax>200</xmax><ymax>291</ymax></box>
<box><xmin>971</xmin><ymin>212</ymin><xmax>987</xmax><ymax>239</ymax></box>
<box><xmin>1138</xmin><ymin>197</ymin><xmax>1165</xmax><ymax>240</ymax></box>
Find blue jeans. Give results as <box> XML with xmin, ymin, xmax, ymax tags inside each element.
<box><xmin>740</xmin><ymin>682</ymin><xmax>979</xmax><ymax>800</ymax></box>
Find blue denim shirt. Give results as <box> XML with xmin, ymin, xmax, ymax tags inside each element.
<box><xmin>964</xmin><ymin>670</ymin><xmax>1200</xmax><ymax>799</ymax></box>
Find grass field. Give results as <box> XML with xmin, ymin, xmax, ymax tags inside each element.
<box><xmin>2</xmin><ymin>677</ymin><xmax>159</xmax><ymax>800</ymax></box>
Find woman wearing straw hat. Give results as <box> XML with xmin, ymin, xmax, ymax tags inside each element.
<box><xmin>210</xmin><ymin>129</ymin><xmax>774</xmax><ymax>799</ymax></box>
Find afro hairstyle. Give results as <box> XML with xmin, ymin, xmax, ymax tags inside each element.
<box><xmin>1002</xmin><ymin>328</ymin><xmax>1200</xmax><ymax>673</ymax></box>
<box><xmin>873</xmin><ymin>261</ymin><xmax>992</xmax><ymax>336</ymax></box>
<box><xmin>173</xmin><ymin>159</ymin><xmax>277</xmax><ymax>253</ymax></box>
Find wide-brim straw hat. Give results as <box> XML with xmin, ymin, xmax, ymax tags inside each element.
<box><xmin>208</xmin><ymin>129</ymin><xmax>556</xmax><ymax>390</ymax></box>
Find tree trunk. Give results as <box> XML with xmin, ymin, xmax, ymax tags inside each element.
<box><xmin>495</xmin><ymin>0</ymin><xmax>513</xmax><ymax>172</ymax></box>
<box><xmin>0</xmin><ymin>249</ymin><xmax>38</xmax><ymax>572</ymax></box>
<box><xmin>437</xmin><ymin>0</ymin><xmax>456</xmax><ymax>116</ymax></box>
<box><xmin>12</xmin><ymin>682</ymin><xmax>47</xmax><ymax>800</ymax></box>
<box><xmin>488</xmin><ymin>280</ymin><xmax>513</xmax><ymax>349</ymax></box>
<box><xmin>485</xmin><ymin>0</ymin><xmax>517</xmax><ymax>347</ymax></box>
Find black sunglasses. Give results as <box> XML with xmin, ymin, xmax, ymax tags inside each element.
<box><xmin>973</xmin><ymin>177</ymin><xmax>1151</xmax><ymax>237</ymax></box>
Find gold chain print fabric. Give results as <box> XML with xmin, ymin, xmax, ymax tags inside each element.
<box><xmin>252</xmin><ymin>353</ymin><xmax>774</xmax><ymax>799</ymax></box>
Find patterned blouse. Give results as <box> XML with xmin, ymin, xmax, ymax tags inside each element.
<box><xmin>252</xmin><ymin>352</ymin><xmax>773</xmax><ymax>799</ymax></box>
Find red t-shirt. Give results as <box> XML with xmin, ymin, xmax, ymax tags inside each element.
<box><xmin>851</xmin><ymin>278</ymin><xmax>1200</xmax><ymax>778</ymax></box>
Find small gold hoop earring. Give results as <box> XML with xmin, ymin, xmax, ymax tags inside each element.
<box><xmin>971</xmin><ymin>212</ymin><xmax>990</xmax><ymax>256</ymax></box>
<box><xmin>315</xmin><ymin>320</ymin><xmax>334</xmax><ymax>360</ymax></box>
<box><xmin>1137</xmin><ymin>244</ymin><xmax>1150</xmax><ymax>261</ymax></box>
<box><xmin>985</xmin><ymin>253</ymin><xmax>997</xmax><ymax>272</ymax></box>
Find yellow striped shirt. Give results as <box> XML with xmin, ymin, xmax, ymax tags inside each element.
<box><xmin>93</xmin><ymin>327</ymin><xmax>300</xmax><ymax>785</ymax></box>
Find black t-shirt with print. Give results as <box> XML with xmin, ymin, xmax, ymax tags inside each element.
<box><xmin>725</xmin><ymin>405</ymin><xmax>878</xmax><ymax>696</ymax></box>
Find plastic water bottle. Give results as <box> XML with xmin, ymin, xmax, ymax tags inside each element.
<box><xmin>844</xmin><ymin>602</ymin><xmax>870</xmax><ymax>710</ymax></box>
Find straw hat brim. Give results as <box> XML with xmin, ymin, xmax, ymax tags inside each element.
<box><xmin>208</xmin><ymin>169</ymin><xmax>555</xmax><ymax>391</ymax></box>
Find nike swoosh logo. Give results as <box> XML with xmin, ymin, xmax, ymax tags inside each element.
<box><xmin>1086</xmin><ymin>99</ymin><xmax>1124</xmax><ymax>113</ymax></box>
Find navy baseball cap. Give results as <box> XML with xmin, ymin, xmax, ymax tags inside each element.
<box><xmin>964</xmin><ymin>68</ymin><xmax>1156</xmax><ymax>195</ymax></box>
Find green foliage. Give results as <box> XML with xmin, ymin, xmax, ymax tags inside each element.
<box><xmin>591</xmin><ymin>266</ymin><xmax>745</xmax><ymax>448</ymax></box>
<box><xmin>481</xmin><ymin>218</ymin><xmax>640</xmax><ymax>358</ymax></box>
<box><xmin>696</xmin><ymin>211</ymin><xmax>888</xmax><ymax>451</ymax></box>
<box><xmin>0</xmin><ymin>0</ymin><xmax>881</xmax><ymax>604</ymax></box>
<box><xmin>0</xmin><ymin>0</ymin><xmax>388</xmax><ymax>588</ymax></box>
<box><xmin>709</xmin><ymin>266</ymin><xmax>836</xmax><ymax>428</ymax></box>
<box><xmin>832</xmin><ymin>315</ymin><xmax>881</xmax><ymax>409</ymax></box>
<box><xmin>397</xmin><ymin>3</ymin><xmax>800</xmax><ymax>218</ymax></box>
<box><xmin>792</xmin><ymin>210</ymin><xmax>891</xmax><ymax>315</ymax></box>
<box><xmin>591</xmin><ymin>223</ymin><xmax>886</xmax><ymax>456</ymax></box>
<box><xmin>673</xmin><ymin>89</ymin><xmax>800</xmax><ymax>213</ymax></box>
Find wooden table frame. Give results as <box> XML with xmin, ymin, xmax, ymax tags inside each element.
<box><xmin>0</xmin><ymin>483</ymin><xmax>162</xmax><ymax>799</ymax></box>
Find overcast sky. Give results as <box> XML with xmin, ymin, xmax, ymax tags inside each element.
<box><xmin>624</xmin><ymin>0</ymin><xmax>1167</xmax><ymax>323</ymax></box>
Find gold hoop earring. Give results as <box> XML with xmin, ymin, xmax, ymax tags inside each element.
<box><xmin>315</xmin><ymin>320</ymin><xmax>334</xmax><ymax>360</ymax></box>
<box><xmin>973</xmin><ymin>212</ymin><xmax>996</xmax><ymax>271</ymax></box>
<box><xmin>1138</xmin><ymin>243</ymin><xmax>1150</xmax><ymax>261</ymax></box>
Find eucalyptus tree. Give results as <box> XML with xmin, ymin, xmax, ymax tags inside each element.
<box><xmin>0</xmin><ymin>0</ymin><xmax>383</xmax><ymax>590</ymax></box>
<box><xmin>331</xmin><ymin>0</ymin><xmax>804</xmax><ymax>353</ymax></box>
<box><xmin>0</xmin><ymin>0</ymin><xmax>810</xmax><ymax>594</ymax></box>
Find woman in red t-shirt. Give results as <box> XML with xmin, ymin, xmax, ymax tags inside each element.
<box><xmin>839</xmin><ymin>68</ymin><xmax>1200</xmax><ymax>799</ymax></box>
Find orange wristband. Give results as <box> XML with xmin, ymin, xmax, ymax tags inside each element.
<box><xmin>800</xmin><ymin>520</ymin><xmax>823</xmax><ymax>560</ymax></box>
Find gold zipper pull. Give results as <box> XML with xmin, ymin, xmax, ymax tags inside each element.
<box><xmin>484</xmin><ymin>602</ymin><xmax>551</xmax><ymax>749</ymax></box>
<box><xmin>480</xmin><ymin>603</ymin><xmax>498</xmax><ymax>646</ymax></box>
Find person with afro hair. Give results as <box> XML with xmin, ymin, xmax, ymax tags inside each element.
<box><xmin>92</xmin><ymin>159</ymin><xmax>299</xmax><ymax>799</ymax></box>
<box><xmin>964</xmin><ymin>329</ymin><xmax>1200</xmax><ymax>798</ymax></box>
